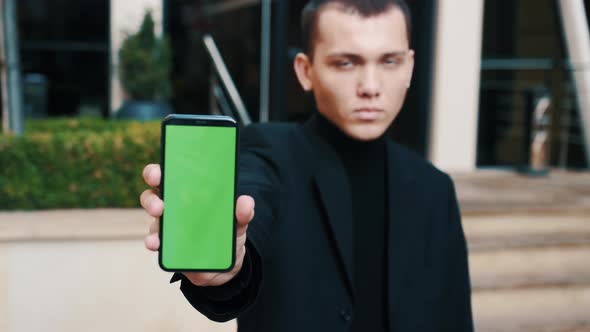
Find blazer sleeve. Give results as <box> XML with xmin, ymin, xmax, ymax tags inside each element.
<box><xmin>442</xmin><ymin>175</ymin><xmax>475</xmax><ymax>331</ymax></box>
<box><xmin>169</xmin><ymin>124</ymin><xmax>281</xmax><ymax>322</ymax></box>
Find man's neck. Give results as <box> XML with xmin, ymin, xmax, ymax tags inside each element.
<box><xmin>311</xmin><ymin>112</ymin><xmax>386</xmax><ymax>160</ymax></box>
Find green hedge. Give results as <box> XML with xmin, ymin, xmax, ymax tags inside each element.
<box><xmin>0</xmin><ymin>118</ymin><xmax>160</xmax><ymax>210</ymax></box>
<box><xmin>24</xmin><ymin>117</ymin><xmax>135</xmax><ymax>133</ymax></box>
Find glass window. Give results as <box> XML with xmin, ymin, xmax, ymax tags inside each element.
<box><xmin>478</xmin><ymin>0</ymin><xmax>588</xmax><ymax>169</ymax></box>
<box><xmin>18</xmin><ymin>0</ymin><xmax>110</xmax><ymax>117</ymax></box>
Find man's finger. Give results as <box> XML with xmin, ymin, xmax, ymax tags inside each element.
<box><xmin>149</xmin><ymin>218</ymin><xmax>160</xmax><ymax>234</ymax></box>
<box><xmin>142</xmin><ymin>164</ymin><xmax>161</xmax><ymax>188</ymax></box>
<box><xmin>144</xmin><ymin>233</ymin><xmax>160</xmax><ymax>251</ymax></box>
<box><xmin>140</xmin><ymin>189</ymin><xmax>164</xmax><ymax>217</ymax></box>
<box><xmin>235</xmin><ymin>195</ymin><xmax>255</xmax><ymax>226</ymax></box>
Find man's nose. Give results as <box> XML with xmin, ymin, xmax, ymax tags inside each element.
<box><xmin>357</xmin><ymin>67</ymin><xmax>381</xmax><ymax>98</ymax></box>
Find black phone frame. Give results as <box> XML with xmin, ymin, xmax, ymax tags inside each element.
<box><xmin>158</xmin><ymin>114</ymin><xmax>239</xmax><ymax>273</ymax></box>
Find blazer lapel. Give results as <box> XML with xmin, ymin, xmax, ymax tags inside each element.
<box><xmin>300</xmin><ymin>119</ymin><xmax>355</xmax><ymax>298</ymax></box>
<box><xmin>314</xmin><ymin>156</ymin><xmax>354</xmax><ymax>297</ymax></box>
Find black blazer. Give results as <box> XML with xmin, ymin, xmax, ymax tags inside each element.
<box><xmin>174</xmin><ymin>116</ymin><xmax>474</xmax><ymax>332</ymax></box>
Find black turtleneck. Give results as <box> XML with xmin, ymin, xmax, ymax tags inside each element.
<box><xmin>314</xmin><ymin>113</ymin><xmax>388</xmax><ymax>332</ymax></box>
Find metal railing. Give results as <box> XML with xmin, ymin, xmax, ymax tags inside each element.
<box><xmin>478</xmin><ymin>75</ymin><xmax>587</xmax><ymax>170</ymax></box>
<box><xmin>202</xmin><ymin>34</ymin><xmax>251</xmax><ymax>126</ymax></box>
<box><xmin>480</xmin><ymin>57</ymin><xmax>590</xmax><ymax>168</ymax></box>
<box><xmin>199</xmin><ymin>0</ymin><xmax>272</xmax><ymax>123</ymax></box>
<box><xmin>477</xmin><ymin>83</ymin><xmax>552</xmax><ymax>170</ymax></box>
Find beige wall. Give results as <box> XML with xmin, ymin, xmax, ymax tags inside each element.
<box><xmin>110</xmin><ymin>0</ymin><xmax>164</xmax><ymax>114</ymax></box>
<box><xmin>0</xmin><ymin>210</ymin><xmax>235</xmax><ymax>332</ymax></box>
<box><xmin>428</xmin><ymin>0</ymin><xmax>485</xmax><ymax>172</ymax></box>
<box><xmin>0</xmin><ymin>239</ymin><xmax>236</xmax><ymax>332</ymax></box>
<box><xmin>557</xmin><ymin>0</ymin><xmax>590</xmax><ymax>162</ymax></box>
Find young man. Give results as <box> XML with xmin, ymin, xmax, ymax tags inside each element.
<box><xmin>141</xmin><ymin>0</ymin><xmax>474</xmax><ymax>331</ymax></box>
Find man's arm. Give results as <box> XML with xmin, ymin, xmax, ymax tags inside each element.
<box><xmin>168</xmin><ymin>124</ymin><xmax>281</xmax><ymax>321</ymax></box>
<box><xmin>170</xmin><ymin>239</ymin><xmax>262</xmax><ymax>322</ymax></box>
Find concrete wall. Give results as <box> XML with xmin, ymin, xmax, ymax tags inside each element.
<box><xmin>557</xmin><ymin>0</ymin><xmax>590</xmax><ymax>165</ymax></box>
<box><xmin>110</xmin><ymin>0</ymin><xmax>164</xmax><ymax>114</ymax></box>
<box><xmin>428</xmin><ymin>0</ymin><xmax>485</xmax><ymax>172</ymax></box>
<box><xmin>0</xmin><ymin>210</ymin><xmax>236</xmax><ymax>332</ymax></box>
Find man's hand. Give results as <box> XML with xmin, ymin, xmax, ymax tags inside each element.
<box><xmin>141</xmin><ymin>164</ymin><xmax>255</xmax><ymax>286</ymax></box>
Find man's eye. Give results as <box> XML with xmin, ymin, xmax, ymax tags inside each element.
<box><xmin>335</xmin><ymin>60</ymin><xmax>353</xmax><ymax>68</ymax></box>
<box><xmin>384</xmin><ymin>58</ymin><xmax>401</xmax><ymax>66</ymax></box>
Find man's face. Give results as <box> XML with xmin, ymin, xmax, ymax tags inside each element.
<box><xmin>294</xmin><ymin>6</ymin><xmax>414</xmax><ymax>141</ymax></box>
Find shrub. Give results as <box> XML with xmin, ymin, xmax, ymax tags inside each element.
<box><xmin>0</xmin><ymin>118</ymin><xmax>160</xmax><ymax>210</ymax></box>
<box><xmin>118</xmin><ymin>11</ymin><xmax>172</xmax><ymax>101</ymax></box>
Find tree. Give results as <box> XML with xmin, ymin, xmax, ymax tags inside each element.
<box><xmin>118</xmin><ymin>11</ymin><xmax>172</xmax><ymax>101</ymax></box>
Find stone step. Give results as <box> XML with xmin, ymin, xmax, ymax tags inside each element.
<box><xmin>473</xmin><ymin>285</ymin><xmax>590</xmax><ymax>332</ymax></box>
<box><xmin>463</xmin><ymin>214</ymin><xmax>590</xmax><ymax>251</ymax></box>
<box><xmin>453</xmin><ymin>170</ymin><xmax>590</xmax><ymax>216</ymax></box>
<box><xmin>470</xmin><ymin>246</ymin><xmax>590</xmax><ymax>290</ymax></box>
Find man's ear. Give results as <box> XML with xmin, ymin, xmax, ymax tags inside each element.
<box><xmin>293</xmin><ymin>53</ymin><xmax>313</xmax><ymax>92</ymax></box>
<box><xmin>406</xmin><ymin>49</ymin><xmax>415</xmax><ymax>88</ymax></box>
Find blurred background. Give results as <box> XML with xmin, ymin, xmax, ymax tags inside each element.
<box><xmin>0</xmin><ymin>0</ymin><xmax>589</xmax><ymax>331</ymax></box>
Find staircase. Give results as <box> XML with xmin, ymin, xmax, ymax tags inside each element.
<box><xmin>454</xmin><ymin>171</ymin><xmax>590</xmax><ymax>332</ymax></box>
<box><xmin>465</xmin><ymin>214</ymin><xmax>590</xmax><ymax>332</ymax></box>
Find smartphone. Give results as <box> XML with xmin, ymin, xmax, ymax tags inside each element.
<box><xmin>159</xmin><ymin>114</ymin><xmax>238</xmax><ymax>272</ymax></box>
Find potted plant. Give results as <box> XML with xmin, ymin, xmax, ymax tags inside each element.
<box><xmin>116</xmin><ymin>11</ymin><xmax>172</xmax><ymax>120</ymax></box>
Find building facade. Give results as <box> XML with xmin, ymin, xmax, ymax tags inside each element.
<box><xmin>4</xmin><ymin>0</ymin><xmax>589</xmax><ymax>172</ymax></box>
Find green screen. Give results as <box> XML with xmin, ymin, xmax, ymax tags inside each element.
<box><xmin>161</xmin><ymin>124</ymin><xmax>236</xmax><ymax>270</ymax></box>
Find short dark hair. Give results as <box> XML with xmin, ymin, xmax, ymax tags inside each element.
<box><xmin>301</xmin><ymin>0</ymin><xmax>412</xmax><ymax>58</ymax></box>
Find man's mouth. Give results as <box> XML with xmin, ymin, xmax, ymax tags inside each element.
<box><xmin>353</xmin><ymin>108</ymin><xmax>384</xmax><ymax>120</ymax></box>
